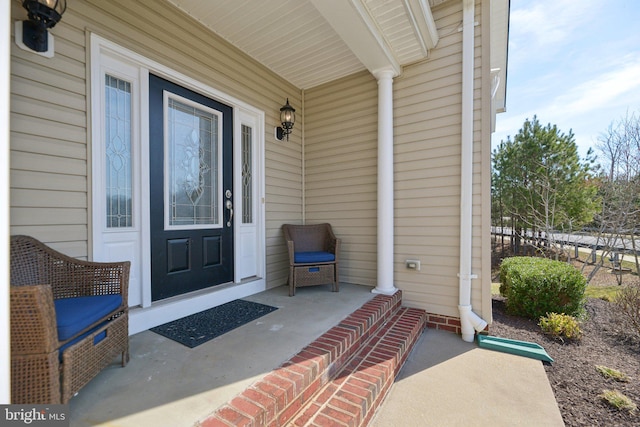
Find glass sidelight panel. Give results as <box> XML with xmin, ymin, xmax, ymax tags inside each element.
<box><xmin>105</xmin><ymin>75</ymin><xmax>133</xmax><ymax>228</ymax></box>
<box><xmin>166</xmin><ymin>96</ymin><xmax>221</xmax><ymax>228</ymax></box>
<box><xmin>241</xmin><ymin>124</ymin><xmax>253</xmax><ymax>224</ymax></box>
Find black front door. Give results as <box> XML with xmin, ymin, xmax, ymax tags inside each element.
<box><xmin>149</xmin><ymin>74</ymin><xmax>233</xmax><ymax>301</ymax></box>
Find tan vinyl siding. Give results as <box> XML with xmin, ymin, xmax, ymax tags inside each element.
<box><xmin>10</xmin><ymin>0</ymin><xmax>88</xmax><ymax>256</ymax></box>
<box><xmin>10</xmin><ymin>0</ymin><xmax>494</xmax><ymax>319</ymax></box>
<box><xmin>302</xmin><ymin>1</ymin><xmax>491</xmax><ymax>321</ymax></box>
<box><xmin>10</xmin><ymin>0</ymin><xmax>301</xmax><ymax>283</ymax></box>
<box><xmin>304</xmin><ymin>71</ymin><xmax>379</xmax><ymax>286</ymax></box>
<box><xmin>394</xmin><ymin>0</ymin><xmax>488</xmax><ymax>319</ymax></box>
<box><xmin>480</xmin><ymin>0</ymin><xmax>493</xmax><ymax>323</ymax></box>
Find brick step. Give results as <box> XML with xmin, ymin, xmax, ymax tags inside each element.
<box><xmin>289</xmin><ymin>307</ymin><xmax>426</xmax><ymax>426</ymax></box>
<box><xmin>199</xmin><ymin>291</ymin><xmax>425</xmax><ymax>427</ymax></box>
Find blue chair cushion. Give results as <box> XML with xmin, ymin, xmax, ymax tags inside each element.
<box><xmin>54</xmin><ymin>295</ymin><xmax>122</xmax><ymax>341</ymax></box>
<box><xmin>294</xmin><ymin>251</ymin><xmax>335</xmax><ymax>263</ymax></box>
<box><xmin>59</xmin><ymin>322</ymin><xmax>108</xmax><ymax>360</ymax></box>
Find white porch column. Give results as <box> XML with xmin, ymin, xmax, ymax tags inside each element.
<box><xmin>372</xmin><ymin>69</ymin><xmax>398</xmax><ymax>295</ymax></box>
<box><xmin>0</xmin><ymin>0</ymin><xmax>10</xmax><ymax>403</ymax></box>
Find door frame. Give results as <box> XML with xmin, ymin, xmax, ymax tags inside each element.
<box><xmin>90</xmin><ymin>35</ymin><xmax>266</xmax><ymax>333</ymax></box>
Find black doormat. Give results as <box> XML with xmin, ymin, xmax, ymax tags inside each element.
<box><xmin>150</xmin><ymin>299</ymin><xmax>278</xmax><ymax>348</ymax></box>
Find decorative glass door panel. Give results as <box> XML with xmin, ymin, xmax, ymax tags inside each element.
<box><xmin>165</xmin><ymin>96</ymin><xmax>221</xmax><ymax>229</ymax></box>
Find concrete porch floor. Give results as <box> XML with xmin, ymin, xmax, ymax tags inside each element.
<box><xmin>68</xmin><ymin>283</ymin><xmax>563</xmax><ymax>427</ymax></box>
<box><xmin>69</xmin><ymin>283</ymin><xmax>377</xmax><ymax>426</ymax></box>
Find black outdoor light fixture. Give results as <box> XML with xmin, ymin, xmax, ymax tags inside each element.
<box><xmin>275</xmin><ymin>98</ymin><xmax>295</xmax><ymax>141</ymax></box>
<box><xmin>21</xmin><ymin>0</ymin><xmax>67</xmax><ymax>53</ymax></box>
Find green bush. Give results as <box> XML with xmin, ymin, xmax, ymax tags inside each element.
<box><xmin>499</xmin><ymin>257</ymin><xmax>586</xmax><ymax>319</ymax></box>
<box><xmin>539</xmin><ymin>313</ymin><xmax>582</xmax><ymax>341</ymax></box>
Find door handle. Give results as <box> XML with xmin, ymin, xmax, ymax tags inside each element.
<box><xmin>226</xmin><ymin>199</ymin><xmax>233</xmax><ymax>227</ymax></box>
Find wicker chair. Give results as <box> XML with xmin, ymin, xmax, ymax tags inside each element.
<box><xmin>10</xmin><ymin>235</ymin><xmax>130</xmax><ymax>404</ymax></box>
<box><xmin>282</xmin><ymin>223</ymin><xmax>340</xmax><ymax>296</ymax></box>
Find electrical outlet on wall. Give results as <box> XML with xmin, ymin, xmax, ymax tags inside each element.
<box><xmin>405</xmin><ymin>260</ymin><xmax>421</xmax><ymax>271</ymax></box>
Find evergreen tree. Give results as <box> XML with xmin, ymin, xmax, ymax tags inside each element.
<box><xmin>492</xmin><ymin>116</ymin><xmax>599</xmax><ymax>256</ymax></box>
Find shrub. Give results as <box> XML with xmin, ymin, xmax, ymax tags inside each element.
<box><xmin>499</xmin><ymin>256</ymin><xmax>586</xmax><ymax>319</ymax></box>
<box><xmin>612</xmin><ymin>282</ymin><xmax>640</xmax><ymax>339</ymax></box>
<box><xmin>595</xmin><ymin>365</ymin><xmax>629</xmax><ymax>382</ymax></box>
<box><xmin>539</xmin><ymin>313</ymin><xmax>582</xmax><ymax>341</ymax></box>
<box><xmin>599</xmin><ymin>389</ymin><xmax>637</xmax><ymax>413</ymax></box>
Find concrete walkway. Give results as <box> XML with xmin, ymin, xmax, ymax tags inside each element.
<box><xmin>371</xmin><ymin>329</ymin><xmax>565</xmax><ymax>426</ymax></box>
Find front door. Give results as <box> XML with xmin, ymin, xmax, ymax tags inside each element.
<box><xmin>149</xmin><ymin>74</ymin><xmax>234</xmax><ymax>301</ymax></box>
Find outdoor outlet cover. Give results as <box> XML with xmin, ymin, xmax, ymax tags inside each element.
<box><xmin>406</xmin><ymin>260</ymin><xmax>421</xmax><ymax>271</ymax></box>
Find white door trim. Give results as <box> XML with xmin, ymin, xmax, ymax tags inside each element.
<box><xmin>234</xmin><ymin>110</ymin><xmax>265</xmax><ymax>281</ymax></box>
<box><xmin>90</xmin><ymin>34</ymin><xmax>266</xmax><ymax>332</ymax></box>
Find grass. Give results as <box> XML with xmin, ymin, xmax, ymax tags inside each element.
<box><xmin>599</xmin><ymin>389</ymin><xmax>637</xmax><ymax>413</ymax></box>
<box><xmin>595</xmin><ymin>365</ymin><xmax>630</xmax><ymax>382</ymax></box>
<box><xmin>491</xmin><ymin>282</ymin><xmax>501</xmax><ymax>295</ymax></box>
<box><xmin>584</xmin><ymin>285</ymin><xmax>622</xmax><ymax>301</ymax></box>
<box><xmin>616</xmin><ymin>258</ymin><xmax>638</xmax><ymax>272</ymax></box>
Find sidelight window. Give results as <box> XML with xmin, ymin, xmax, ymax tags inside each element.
<box><xmin>105</xmin><ymin>74</ymin><xmax>133</xmax><ymax>228</ymax></box>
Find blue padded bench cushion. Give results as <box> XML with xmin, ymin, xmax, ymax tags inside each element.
<box><xmin>294</xmin><ymin>251</ymin><xmax>335</xmax><ymax>263</ymax></box>
<box><xmin>54</xmin><ymin>294</ymin><xmax>122</xmax><ymax>341</ymax></box>
<box><xmin>59</xmin><ymin>322</ymin><xmax>108</xmax><ymax>360</ymax></box>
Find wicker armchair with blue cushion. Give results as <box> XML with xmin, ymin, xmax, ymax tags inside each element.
<box><xmin>282</xmin><ymin>223</ymin><xmax>340</xmax><ymax>296</ymax></box>
<box><xmin>10</xmin><ymin>235</ymin><xmax>130</xmax><ymax>404</ymax></box>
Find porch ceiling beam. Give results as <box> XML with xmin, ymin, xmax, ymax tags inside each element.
<box><xmin>309</xmin><ymin>0</ymin><xmax>401</xmax><ymax>77</ymax></box>
<box><xmin>402</xmin><ymin>0</ymin><xmax>439</xmax><ymax>54</ymax></box>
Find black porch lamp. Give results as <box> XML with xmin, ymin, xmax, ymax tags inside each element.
<box><xmin>21</xmin><ymin>0</ymin><xmax>67</xmax><ymax>53</ymax></box>
<box><xmin>275</xmin><ymin>98</ymin><xmax>295</xmax><ymax>141</ymax></box>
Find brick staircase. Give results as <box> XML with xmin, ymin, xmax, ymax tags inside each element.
<box><xmin>198</xmin><ymin>291</ymin><xmax>427</xmax><ymax>427</ymax></box>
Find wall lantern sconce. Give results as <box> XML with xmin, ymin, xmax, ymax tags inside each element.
<box><xmin>275</xmin><ymin>98</ymin><xmax>295</xmax><ymax>141</ymax></box>
<box><xmin>15</xmin><ymin>0</ymin><xmax>67</xmax><ymax>57</ymax></box>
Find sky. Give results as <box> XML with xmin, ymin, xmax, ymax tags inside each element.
<box><xmin>492</xmin><ymin>0</ymin><xmax>640</xmax><ymax>161</ymax></box>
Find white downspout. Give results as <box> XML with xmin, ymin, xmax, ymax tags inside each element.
<box><xmin>459</xmin><ymin>0</ymin><xmax>487</xmax><ymax>342</ymax></box>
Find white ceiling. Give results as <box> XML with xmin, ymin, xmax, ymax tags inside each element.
<box><xmin>166</xmin><ymin>0</ymin><xmax>439</xmax><ymax>89</ymax></box>
<box><xmin>166</xmin><ymin>0</ymin><xmax>508</xmax><ymax>94</ymax></box>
